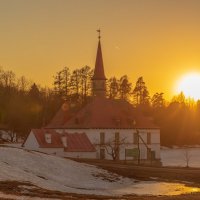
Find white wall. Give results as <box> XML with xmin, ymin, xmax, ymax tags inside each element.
<box><xmin>57</xmin><ymin>128</ymin><xmax>160</xmax><ymax>160</ymax></box>
<box><xmin>24</xmin><ymin>129</ymin><xmax>160</xmax><ymax>160</ymax></box>
<box><xmin>23</xmin><ymin>131</ymin><xmax>63</xmax><ymax>154</ymax></box>
<box><xmin>23</xmin><ymin>131</ymin><xmax>39</xmax><ymax>149</ymax></box>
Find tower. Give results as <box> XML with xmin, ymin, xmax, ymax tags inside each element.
<box><xmin>92</xmin><ymin>30</ymin><xmax>107</xmax><ymax>97</ymax></box>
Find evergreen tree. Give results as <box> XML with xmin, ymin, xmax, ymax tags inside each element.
<box><xmin>107</xmin><ymin>77</ymin><xmax>119</xmax><ymax>99</ymax></box>
<box><xmin>29</xmin><ymin>83</ymin><xmax>41</xmax><ymax>100</ymax></box>
<box><xmin>119</xmin><ymin>75</ymin><xmax>132</xmax><ymax>100</ymax></box>
<box><xmin>152</xmin><ymin>92</ymin><xmax>165</xmax><ymax>108</ymax></box>
<box><xmin>133</xmin><ymin>77</ymin><xmax>150</xmax><ymax>105</ymax></box>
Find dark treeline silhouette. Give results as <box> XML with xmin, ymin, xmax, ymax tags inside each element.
<box><xmin>0</xmin><ymin>68</ymin><xmax>62</xmax><ymax>141</ymax></box>
<box><xmin>0</xmin><ymin>66</ymin><xmax>200</xmax><ymax>146</ymax></box>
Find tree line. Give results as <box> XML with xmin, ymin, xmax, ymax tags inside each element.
<box><xmin>0</xmin><ymin>66</ymin><xmax>200</xmax><ymax>146</ymax></box>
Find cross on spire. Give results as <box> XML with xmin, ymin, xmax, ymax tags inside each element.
<box><xmin>97</xmin><ymin>29</ymin><xmax>101</xmax><ymax>40</ymax></box>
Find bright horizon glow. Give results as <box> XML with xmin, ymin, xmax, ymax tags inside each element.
<box><xmin>176</xmin><ymin>72</ymin><xmax>200</xmax><ymax>101</ymax></box>
<box><xmin>1</xmin><ymin>0</ymin><xmax>200</xmax><ymax>100</ymax></box>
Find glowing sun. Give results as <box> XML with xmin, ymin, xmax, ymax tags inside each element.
<box><xmin>176</xmin><ymin>73</ymin><xmax>200</xmax><ymax>100</ymax></box>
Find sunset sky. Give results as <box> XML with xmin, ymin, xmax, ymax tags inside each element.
<box><xmin>0</xmin><ymin>0</ymin><xmax>200</xmax><ymax>100</ymax></box>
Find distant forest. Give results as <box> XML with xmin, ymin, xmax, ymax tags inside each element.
<box><xmin>0</xmin><ymin>66</ymin><xmax>200</xmax><ymax>146</ymax></box>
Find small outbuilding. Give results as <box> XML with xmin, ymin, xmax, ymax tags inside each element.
<box><xmin>23</xmin><ymin>129</ymin><xmax>96</xmax><ymax>158</ymax></box>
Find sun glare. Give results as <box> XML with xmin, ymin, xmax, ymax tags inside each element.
<box><xmin>176</xmin><ymin>73</ymin><xmax>200</xmax><ymax>100</ymax></box>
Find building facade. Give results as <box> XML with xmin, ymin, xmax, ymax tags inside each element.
<box><xmin>23</xmin><ymin>33</ymin><xmax>161</xmax><ymax>163</ymax></box>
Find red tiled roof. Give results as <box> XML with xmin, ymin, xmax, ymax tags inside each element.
<box><xmin>33</xmin><ymin>129</ymin><xmax>63</xmax><ymax>148</ymax></box>
<box><xmin>46</xmin><ymin>102</ymin><xmax>72</xmax><ymax>128</ymax></box>
<box><xmin>29</xmin><ymin>129</ymin><xmax>96</xmax><ymax>152</ymax></box>
<box><xmin>62</xmin><ymin>97</ymin><xmax>159</xmax><ymax>129</ymax></box>
<box><xmin>92</xmin><ymin>40</ymin><xmax>106</xmax><ymax>80</ymax></box>
<box><xmin>64</xmin><ymin>133</ymin><xmax>96</xmax><ymax>152</ymax></box>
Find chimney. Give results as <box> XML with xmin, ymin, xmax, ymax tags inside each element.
<box><xmin>61</xmin><ymin>135</ymin><xmax>67</xmax><ymax>147</ymax></box>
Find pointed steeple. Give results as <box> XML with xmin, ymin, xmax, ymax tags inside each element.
<box><xmin>92</xmin><ymin>30</ymin><xmax>106</xmax><ymax>80</ymax></box>
<box><xmin>92</xmin><ymin>30</ymin><xmax>107</xmax><ymax>97</ymax></box>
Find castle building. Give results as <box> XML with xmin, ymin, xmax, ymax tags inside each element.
<box><xmin>23</xmin><ymin>33</ymin><xmax>160</xmax><ymax>163</ymax></box>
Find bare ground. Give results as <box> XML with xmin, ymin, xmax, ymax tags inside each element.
<box><xmin>0</xmin><ymin>180</ymin><xmax>200</xmax><ymax>200</ymax></box>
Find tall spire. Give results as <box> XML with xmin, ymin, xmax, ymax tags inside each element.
<box><xmin>92</xmin><ymin>29</ymin><xmax>107</xmax><ymax>97</ymax></box>
<box><xmin>92</xmin><ymin>29</ymin><xmax>106</xmax><ymax>80</ymax></box>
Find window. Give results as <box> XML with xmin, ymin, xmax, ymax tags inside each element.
<box><xmin>115</xmin><ymin>132</ymin><xmax>119</xmax><ymax>144</ymax></box>
<box><xmin>147</xmin><ymin>132</ymin><xmax>151</xmax><ymax>144</ymax></box>
<box><xmin>100</xmin><ymin>149</ymin><xmax>105</xmax><ymax>159</ymax></box>
<box><xmin>133</xmin><ymin>132</ymin><xmax>139</xmax><ymax>144</ymax></box>
<box><xmin>100</xmin><ymin>132</ymin><xmax>105</xmax><ymax>145</ymax></box>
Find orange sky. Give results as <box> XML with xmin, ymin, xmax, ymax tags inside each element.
<box><xmin>0</xmin><ymin>0</ymin><xmax>200</xmax><ymax>100</ymax></box>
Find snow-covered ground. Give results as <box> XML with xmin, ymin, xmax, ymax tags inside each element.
<box><xmin>161</xmin><ymin>147</ymin><xmax>200</xmax><ymax>167</ymax></box>
<box><xmin>0</xmin><ymin>146</ymin><xmax>199</xmax><ymax>197</ymax></box>
<box><xmin>0</xmin><ymin>147</ymin><xmax>133</xmax><ymax>196</ymax></box>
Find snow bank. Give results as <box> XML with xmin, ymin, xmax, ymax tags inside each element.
<box><xmin>0</xmin><ymin>147</ymin><xmax>199</xmax><ymax>196</ymax></box>
<box><xmin>0</xmin><ymin>147</ymin><xmax>134</xmax><ymax>196</ymax></box>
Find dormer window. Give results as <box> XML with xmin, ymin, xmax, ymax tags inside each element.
<box><xmin>45</xmin><ymin>133</ymin><xmax>51</xmax><ymax>144</ymax></box>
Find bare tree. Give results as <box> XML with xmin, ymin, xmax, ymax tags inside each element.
<box><xmin>7</xmin><ymin>130</ymin><xmax>16</xmax><ymax>142</ymax></box>
<box><xmin>79</xmin><ymin>66</ymin><xmax>93</xmax><ymax>104</ymax></box>
<box><xmin>17</xmin><ymin>76</ymin><xmax>31</xmax><ymax>93</ymax></box>
<box><xmin>53</xmin><ymin>71</ymin><xmax>63</xmax><ymax>97</ymax></box>
<box><xmin>70</xmin><ymin>69</ymin><xmax>81</xmax><ymax>96</ymax></box>
<box><xmin>0</xmin><ymin>70</ymin><xmax>16</xmax><ymax>88</ymax></box>
<box><xmin>183</xmin><ymin>148</ymin><xmax>192</xmax><ymax>168</ymax></box>
<box><xmin>61</xmin><ymin>67</ymin><xmax>71</xmax><ymax>99</ymax></box>
<box><xmin>102</xmin><ymin>137</ymin><xmax>126</xmax><ymax>161</ymax></box>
